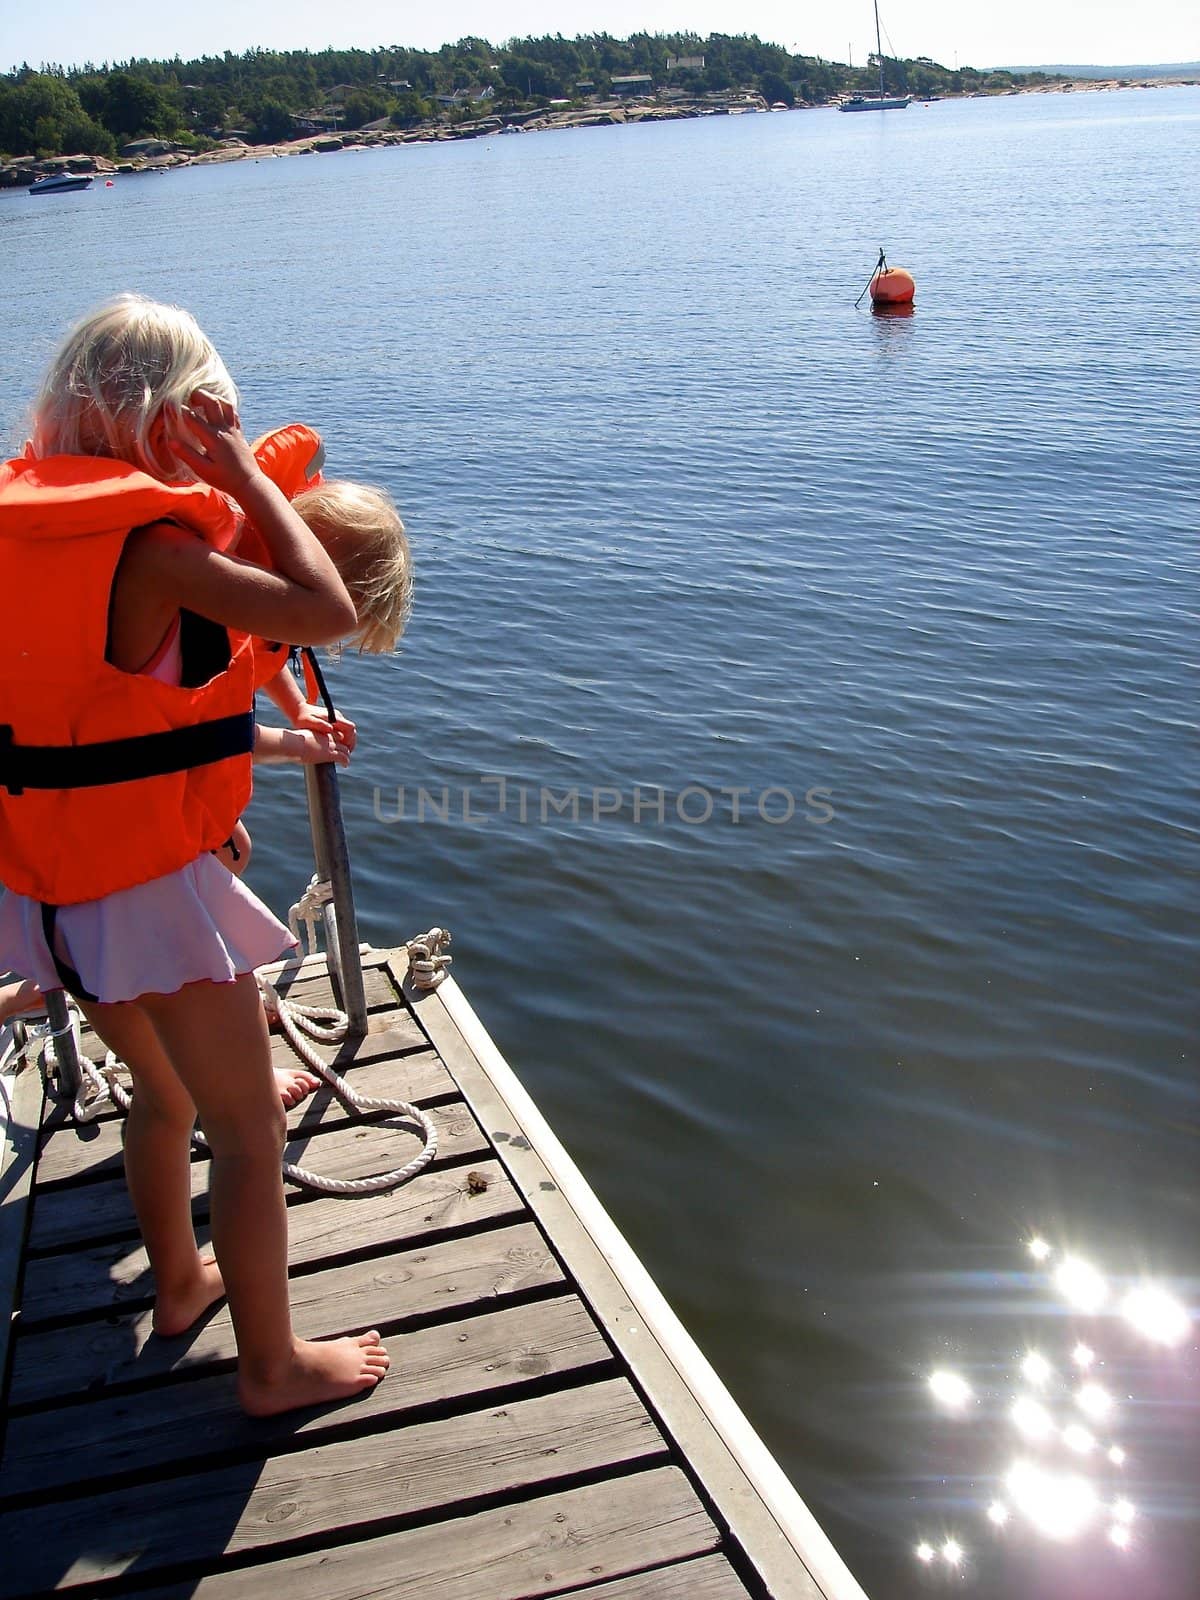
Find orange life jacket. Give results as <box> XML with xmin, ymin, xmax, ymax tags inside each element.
<box><xmin>244</xmin><ymin>424</ymin><xmax>327</xmax><ymax>689</ymax></box>
<box><xmin>0</xmin><ymin>455</ymin><xmax>255</xmax><ymax>906</ymax></box>
<box><xmin>251</xmin><ymin>422</ymin><xmax>325</xmax><ymax>501</ymax></box>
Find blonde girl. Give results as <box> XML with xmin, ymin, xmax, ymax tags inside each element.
<box><xmin>0</xmin><ymin>295</ymin><xmax>389</xmax><ymax>1415</ymax></box>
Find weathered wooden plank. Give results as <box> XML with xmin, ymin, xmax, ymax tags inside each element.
<box><xmin>45</xmin><ymin>1011</ymin><xmax>436</xmax><ymax>1127</ymax></box>
<box><xmin>9</xmin><ymin>1220</ymin><xmax>562</xmax><ymax>1406</ymax></box>
<box><xmin>275</xmin><ymin>964</ymin><xmax>398</xmax><ymax>1014</ymax></box>
<box><xmin>19</xmin><ymin>1156</ymin><xmax>523</xmax><ymax>1326</ymax></box>
<box><xmin>0</xmin><ymin>1061</ymin><xmax>44</xmax><ymax>1402</ymax></box>
<box><xmin>87</xmin><ymin>1467</ymin><xmax>719</xmax><ymax>1600</ymax></box>
<box><xmin>1</xmin><ymin>1379</ymin><xmax>665</xmax><ymax>1594</ymax></box>
<box><xmin>34</xmin><ymin>1051</ymin><xmax>456</xmax><ymax>1188</ymax></box>
<box><xmin>261</xmin><ymin>946</ymin><xmax>386</xmax><ymax>977</ymax></box>
<box><xmin>1</xmin><ymin>1295</ymin><xmax>612</xmax><ymax>1499</ymax></box>
<box><xmin>562</xmin><ymin>1555</ymin><xmax>752</xmax><ymax>1599</ymax></box>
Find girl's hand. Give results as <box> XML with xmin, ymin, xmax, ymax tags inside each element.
<box><xmin>253</xmin><ymin>724</ymin><xmax>350</xmax><ymax>767</ymax></box>
<box><xmin>167</xmin><ymin>389</ymin><xmax>260</xmax><ymax>497</ymax></box>
<box><xmin>293</xmin><ymin>702</ymin><xmax>358</xmax><ymax>753</ymax></box>
<box><xmin>282</xmin><ymin>727</ymin><xmax>351</xmax><ymax>767</ymax></box>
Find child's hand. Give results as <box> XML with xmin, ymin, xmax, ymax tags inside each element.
<box><xmin>167</xmin><ymin>390</ymin><xmax>260</xmax><ymax>497</ymax></box>
<box><xmin>293</xmin><ymin>702</ymin><xmax>358</xmax><ymax>754</ymax></box>
<box><xmin>281</xmin><ymin>727</ymin><xmax>351</xmax><ymax>767</ymax></box>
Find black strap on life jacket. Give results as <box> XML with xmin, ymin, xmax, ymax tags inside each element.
<box><xmin>0</xmin><ymin>711</ymin><xmax>255</xmax><ymax>798</ymax></box>
<box><xmin>301</xmin><ymin>646</ymin><xmax>338</xmax><ymax>725</ymax></box>
<box><xmin>286</xmin><ymin>645</ymin><xmax>338</xmax><ymax>726</ymax></box>
<box><xmin>40</xmin><ymin>903</ymin><xmax>98</xmax><ymax>1003</ymax></box>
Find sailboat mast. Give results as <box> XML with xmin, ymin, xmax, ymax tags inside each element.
<box><xmin>874</xmin><ymin>0</ymin><xmax>885</xmax><ymax>98</ymax></box>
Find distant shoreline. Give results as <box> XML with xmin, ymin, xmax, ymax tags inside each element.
<box><xmin>2</xmin><ymin>76</ymin><xmax>1195</xmax><ymax>190</ymax></box>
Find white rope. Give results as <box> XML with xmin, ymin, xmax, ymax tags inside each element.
<box><xmin>30</xmin><ymin>921</ymin><xmax>441</xmax><ymax>1194</ymax></box>
<box><xmin>288</xmin><ymin>873</ymin><xmax>334</xmax><ymax>956</ymax></box>
<box><xmin>12</xmin><ymin>1009</ymin><xmax>115</xmax><ymax>1125</ymax></box>
<box><xmin>405</xmin><ymin>926</ymin><xmax>452</xmax><ymax>990</ymax></box>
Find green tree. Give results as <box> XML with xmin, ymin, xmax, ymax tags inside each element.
<box><xmin>60</xmin><ymin>108</ymin><xmax>116</xmax><ymax>157</ymax></box>
<box><xmin>0</xmin><ymin>73</ymin><xmax>82</xmax><ymax>154</ymax></box>
<box><xmin>194</xmin><ymin>85</ymin><xmax>227</xmax><ymax>131</ymax></box>
<box><xmin>102</xmin><ymin>72</ymin><xmax>180</xmax><ymax>141</ymax></box>
<box><xmin>501</xmin><ymin>55</ymin><xmax>564</xmax><ymax>99</ymax></box>
<box><xmin>390</xmin><ymin>90</ymin><xmax>432</xmax><ymax>127</ymax></box>
<box><xmin>341</xmin><ymin>87</ymin><xmax>388</xmax><ymax>128</ymax></box>
<box><xmin>759</xmin><ymin>70</ymin><xmax>794</xmax><ymax>105</ymax></box>
<box><xmin>250</xmin><ymin>97</ymin><xmax>294</xmax><ymax>142</ymax></box>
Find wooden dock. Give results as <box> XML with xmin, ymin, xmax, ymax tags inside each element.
<box><xmin>0</xmin><ymin>947</ymin><xmax>867</xmax><ymax>1600</ymax></box>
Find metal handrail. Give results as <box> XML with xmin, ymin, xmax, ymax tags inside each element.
<box><xmin>303</xmin><ymin>760</ymin><xmax>368</xmax><ymax>1033</ymax></box>
<box><xmin>44</xmin><ymin>987</ymin><xmax>82</xmax><ymax>1101</ymax></box>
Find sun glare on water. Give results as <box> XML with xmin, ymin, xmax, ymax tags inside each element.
<box><xmin>912</xmin><ymin>1233</ymin><xmax>1187</xmax><ymax>1581</ymax></box>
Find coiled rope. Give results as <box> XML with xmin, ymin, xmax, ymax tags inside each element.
<box><xmin>404</xmin><ymin>926</ymin><xmax>452</xmax><ymax>991</ymax></box>
<box><xmin>287</xmin><ymin>873</ymin><xmax>334</xmax><ymax>956</ymax></box>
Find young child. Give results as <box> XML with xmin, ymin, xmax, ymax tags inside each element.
<box><xmin>0</xmin><ymin>294</ymin><xmax>389</xmax><ymax>1415</ymax></box>
<box><xmin>220</xmin><ymin>474</ymin><xmax>412</xmax><ymax>873</ymax></box>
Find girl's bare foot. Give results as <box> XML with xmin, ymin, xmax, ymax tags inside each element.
<box><xmin>153</xmin><ymin>1255</ymin><xmax>226</xmax><ymax>1337</ymax></box>
<box><xmin>238</xmin><ymin>1330</ymin><xmax>390</xmax><ymax>1417</ymax></box>
<box><xmin>0</xmin><ymin>978</ymin><xmax>44</xmax><ymax>1024</ymax></box>
<box><xmin>273</xmin><ymin>1065</ymin><xmax>322</xmax><ymax>1108</ymax></box>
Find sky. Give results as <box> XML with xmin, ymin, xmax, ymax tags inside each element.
<box><xmin>4</xmin><ymin>0</ymin><xmax>1196</xmax><ymax>76</ymax></box>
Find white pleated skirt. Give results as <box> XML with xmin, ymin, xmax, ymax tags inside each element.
<box><xmin>0</xmin><ymin>853</ymin><xmax>295</xmax><ymax>1006</ymax></box>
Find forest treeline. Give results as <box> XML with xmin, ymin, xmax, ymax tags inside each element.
<box><xmin>1</xmin><ymin>31</ymin><xmax>1056</xmax><ymax>159</ymax></box>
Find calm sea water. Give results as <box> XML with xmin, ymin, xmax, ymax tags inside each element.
<box><xmin>2</xmin><ymin>86</ymin><xmax>1197</xmax><ymax>1597</ymax></box>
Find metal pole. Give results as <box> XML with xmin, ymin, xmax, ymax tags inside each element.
<box><xmin>874</xmin><ymin>0</ymin><xmax>885</xmax><ymax>99</ymax></box>
<box><xmin>304</xmin><ymin>762</ymin><xmax>368</xmax><ymax>1033</ymax></box>
<box><xmin>44</xmin><ymin>988</ymin><xmax>82</xmax><ymax>1102</ymax></box>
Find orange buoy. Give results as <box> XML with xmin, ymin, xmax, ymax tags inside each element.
<box><xmin>870</xmin><ymin>266</ymin><xmax>915</xmax><ymax>305</ymax></box>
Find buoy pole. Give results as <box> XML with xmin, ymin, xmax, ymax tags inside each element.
<box><xmin>855</xmin><ymin>248</ymin><xmax>887</xmax><ymax>307</ymax></box>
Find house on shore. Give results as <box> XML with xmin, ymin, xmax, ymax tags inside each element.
<box><xmin>610</xmin><ymin>75</ymin><xmax>655</xmax><ymax>96</ymax></box>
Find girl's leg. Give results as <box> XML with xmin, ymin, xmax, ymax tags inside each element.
<box><xmin>212</xmin><ymin>823</ymin><xmax>322</xmax><ymax>1110</ymax></box>
<box><xmin>77</xmin><ymin>997</ymin><xmax>223</xmax><ymax>1337</ymax></box>
<box><xmin>138</xmin><ymin>973</ymin><xmax>389</xmax><ymax>1416</ymax></box>
<box><xmin>84</xmin><ymin>978</ymin><xmax>318</xmax><ymax>1118</ymax></box>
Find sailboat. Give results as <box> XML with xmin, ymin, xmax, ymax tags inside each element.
<box><xmin>840</xmin><ymin>0</ymin><xmax>911</xmax><ymax>111</ymax></box>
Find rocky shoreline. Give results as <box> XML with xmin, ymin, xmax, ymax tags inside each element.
<box><xmin>0</xmin><ymin>98</ymin><xmax>744</xmax><ymax>187</ymax></box>
<box><xmin>1</xmin><ymin>78</ymin><xmax>1188</xmax><ymax>190</ymax></box>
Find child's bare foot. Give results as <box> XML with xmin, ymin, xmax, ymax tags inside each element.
<box><xmin>238</xmin><ymin>1330</ymin><xmax>390</xmax><ymax>1417</ymax></box>
<box><xmin>274</xmin><ymin>1065</ymin><xmax>322</xmax><ymax>1108</ymax></box>
<box><xmin>0</xmin><ymin>978</ymin><xmax>44</xmax><ymax>1024</ymax></box>
<box><xmin>153</xmin><ymin>1255</ymin><xmax>226</xmax><ymax>1337</ymax></box>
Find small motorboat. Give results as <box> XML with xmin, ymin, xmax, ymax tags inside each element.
<box><xmin>28</xmin><ymin>172</ymin><xmax>94</xmax><ymax>195</ymax></box>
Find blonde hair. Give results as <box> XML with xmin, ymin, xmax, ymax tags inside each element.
<box><xmin>293</xmin><ymin>480</ymin><xmax>412</xmax><ymax>654</ymax></box>
<box><xmin>31</xmin><ymin>293</ymin><xmax>237</xmax><ymax>481</ymax></box>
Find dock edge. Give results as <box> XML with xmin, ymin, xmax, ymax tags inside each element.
<box><xmin>399</xmin><ymin>957</ymin><xmax>870</xmax><ymax>1600</ymax></box>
